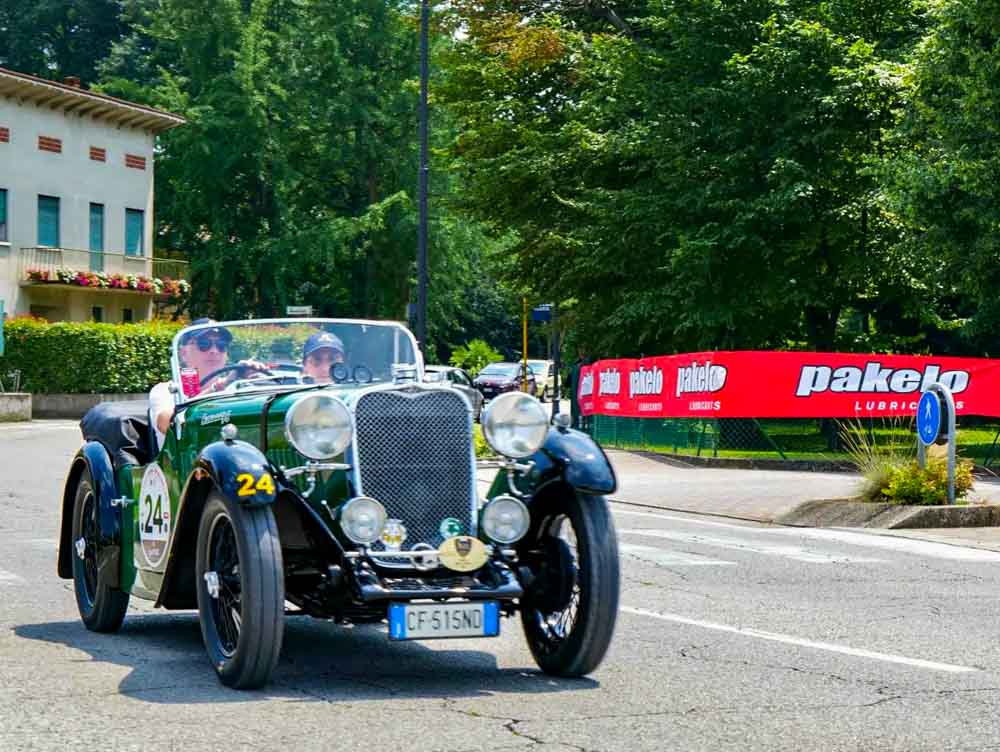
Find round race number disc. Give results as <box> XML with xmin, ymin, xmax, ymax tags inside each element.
<box><xmin>138</xmin><ymin>463</ymin><xmax>171</xmax><ymax>568</ymax></box>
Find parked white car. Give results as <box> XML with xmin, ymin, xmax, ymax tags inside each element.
<box><xmin>527</xmin><ymin>359</ymin><xmax>555</xmax><ymax>402</ymax></box>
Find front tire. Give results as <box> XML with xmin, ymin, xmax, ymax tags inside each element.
<box><xmin>71</xmin><ymin>467</ymin><xmax>129</xmax><ymax>632</ymax></box>
<box><xmin>195</xmin><ymin>494</ymin><xmax>284</xmax><ymax>689</ymax></box>
<box><xmin>520</xmin><ymin>491</ymin><xmax>619</xmax><ymax>677</ymax></box>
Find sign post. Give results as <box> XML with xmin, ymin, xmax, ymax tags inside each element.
<box><xmin>916</xmin><ymin>383</ymin><xmax>956</xmax><ymax>504</ymax></box>
<box><xmin>521</xmin><ymin>298</ymin><xmax>529</xmax><ymax>392</ymax></box>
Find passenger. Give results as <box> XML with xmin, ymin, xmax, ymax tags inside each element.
<box><xmin>301</xmin><ymin>332</ymin><xmax>346</xmax><ymax>384</ymax></box>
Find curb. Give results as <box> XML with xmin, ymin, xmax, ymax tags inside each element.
<box><xmin>628</xmin><ymin>449</ymin><xmax>856</xmax><ymax>473</ymax></box>
<box><xmin>775</xmin><ymin>499</ymin><xmax>1000</xmax><ymax>529</ymax></box>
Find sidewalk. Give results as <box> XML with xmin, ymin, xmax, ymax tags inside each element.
<box><xmin>478</xmin><ymin>448</ymin><xmax>1000</xmax><ymax>548</ymax></box>
<box><xmin>605</xmin><ymin>449</ymin><xmax>860</xmax><ymax>522</ymax></box>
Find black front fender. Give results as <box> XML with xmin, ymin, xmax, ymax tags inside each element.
<box><xmin>528</xmin><ymin>427</ymin><xmax>617</xmax><ymax>495</ymax></box>
<box><xmin>155</xmin><ymin>439</ymin><xmax>281</xmax><ymax>609</ymax></box>
<box><xmin>57</xmin><ymin>442</ymin><xmax>122</xmax><ymax>587</ymax></box>
<box><xmin>196</xmin><ymin>439</ymin><xmax>279</xmax><ymax>506</ymax></box>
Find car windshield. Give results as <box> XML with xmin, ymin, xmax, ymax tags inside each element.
<box><xmin>480</xmin><ymin>363</ymin><xmax>518</xmax><ymax>377</ymax></box>
<box><xmin>527</xmin><ymin>361</ymin><xmax>547</xmax><ymax>375</ymax></box>
<box><xmin>170</xmin><ymin>318</ymin><xmax>419</xmax><ymax>400</ymax></box>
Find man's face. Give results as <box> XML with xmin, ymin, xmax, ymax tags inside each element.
<box><xmin>303</xmin><ymin>348</ymin><xmax>343</xmax><ymax>383</ymax></box>
<box><xmin>180</xmin><ymin>333</ymin><xmax>229</xmax><ymax>379</ymax></box>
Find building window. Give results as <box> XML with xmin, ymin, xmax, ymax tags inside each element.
<box><xmin>125</xmin><ymin>208</ymin><xmax>144</xmax><ymax>256</ymax></box>
<box><xmin>125</xmin><ymin>154</ymin><xmax>146</xmax><ymax>170</ymax></box>
<box><xmin>37</xmin><ymin>195</ymin><xmax>60</xmax><ymax>247</ymax></box>
<box><xmin>91</xmin><ymin>306</ymin><xmax>104</xmax><ymax>323</ymax></box>
<box><xmin>89</xmin><ymin>146</ymin><xmax>106</xmax><ymax>162</ymax></box>
<box><xmin>122</xmin><ymin>308</ymin><xmax>134</xmax><ymax>323</ymax></box>
<box><xmin>0</xmin><ymin>189</ymin><xmax>7</xmax><ymax>242</ymax></box>
<box><xmin>0</xmin><ymin>127</ymin><xmax>9</xmax><ymax>143</ymax></box>
<box><xmin>89</xmin><ymin>203</ymin><xmax>104</xmax><ymax>271</ymax></box>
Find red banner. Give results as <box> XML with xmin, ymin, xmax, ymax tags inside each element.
<box><xmin>577</xmin><ymin>351</ymin><xmax>1000</xmax><ymax>418</ymax></box>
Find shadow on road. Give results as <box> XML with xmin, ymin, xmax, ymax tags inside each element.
<box><xmin>15</xmin><ymin>612</ymin><xmax>598</xmax><ymax>703</ymax></box>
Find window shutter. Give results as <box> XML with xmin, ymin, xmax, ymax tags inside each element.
<box><xmin>0</xmin><ymin>189</ymin><xmax>7</xmax><ymax>242</ymax></box>
<box><xmin>38</xmin><ymin>196</ymin><xmax>60</xmax><ymax>247</ymax></box>
<box><xmin>89</xmin><ymin>204</ymin><xmax>104</xmax><ymax>271</ymax></box>
<box><xmin>125</xmin><ymin>209</ymin><xmax>144</xmax><ymax>256</ymax></box>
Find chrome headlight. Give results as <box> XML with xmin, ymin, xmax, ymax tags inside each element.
<box><xmin>340</xmin><ymin>496</ymin><xmax>387</xmax><ymax>545</ymax></box>
<box><xmin>284</xmin><ymin>393</ymin><xmax>353</xmax><ymax>460</ymax></box>
<box><xmin>481</xmin><ymin>494</ymin><xmax>530</xmax><ymax>544</ymax></box>
<box><xmin>482</xmin><ymin>392</ymin><xmax>549</xmax><ymax>458</ymax></box>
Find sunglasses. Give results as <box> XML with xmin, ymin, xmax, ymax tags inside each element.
<box><xmin>195</xmin><ymin>336</ymin><xmax>229</xmax><ymax>352</ymax></box>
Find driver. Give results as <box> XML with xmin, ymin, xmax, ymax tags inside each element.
<box><xmin>148</xmin><ymin>319</ymin><xmax>264</xmax><ymax>450</ymax></box>
<box><xmin>301</xmin><ymin>331</ymin><xmax>346</xmax><ymax>384</ymax></box>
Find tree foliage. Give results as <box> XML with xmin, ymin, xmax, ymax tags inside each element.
<box><xmin>95</xmin><ymin>0</ymin><xmax>523</xmax><ymax>360</ymax></box>
<box><xmin>881</xmin><ymin>1</ymin><xmax>1000</xmax><ymax>355</ymax></box>
<box><xmin>0</xmin><ymin>0</ymin><xmax>127</xmax><ymax>84</ymax></box>
<box><xmin>13</xmin><ymin>0</ymin><xmax>1000</xmax><ymax>363</ymax></box>
<box><xmin>439</xmin><ymin>0</ymin><xmax>942</xmax><ymax>356</ymax></box>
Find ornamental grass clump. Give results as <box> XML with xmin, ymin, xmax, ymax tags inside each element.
<box><xmin>840</xmin><ymin>418</ymin><xmax>974</xmax><ymax>505</ymax></box>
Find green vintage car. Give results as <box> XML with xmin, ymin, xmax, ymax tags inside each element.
<box><xmin>57</xmin><ymin>318</ymin><xmax>619</xmax><ymax>689</ymax></box>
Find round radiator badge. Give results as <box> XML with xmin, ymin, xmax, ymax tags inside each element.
<box><xmin>438</xmin><ymin>536</ymin><xmax>488</xmax><ymax>572</ymax></box>
<box><xmin>439</xmin><ymin>517</ymin><xmax>464</xmax><ymax>539</ymax></box>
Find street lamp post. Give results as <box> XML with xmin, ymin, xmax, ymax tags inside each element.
<box><xmin>416</xmin><ymin>0</ymin><xmax>430</xmax><ymax>356</ymax></box>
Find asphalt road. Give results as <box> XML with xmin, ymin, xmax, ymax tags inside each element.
<box><xmin>4</xmin><ymin>422</ymin><xmax>1000</xmax><ymax>751</ymax></box>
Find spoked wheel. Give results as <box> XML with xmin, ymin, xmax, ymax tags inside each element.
<box><xmin>520</xmin><ymin>491</ymin><xmax>619</xmax><ymax>677</ymax></box>
<box><xmin>195</xmin><ymin>494</ymin><xmax>284</xmax><ymax>689</ymax></box>
<box><xmin>71</xmin><ymin>467</ymin><xmax>129</xmax><ymax>632</ymax></box>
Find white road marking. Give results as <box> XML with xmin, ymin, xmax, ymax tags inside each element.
<box><xmin>764</xmin><ymin>527</ymin><xmax>1000</xmax><ymax>563</ymax></box>
<box><xmin>621</xmin><ymin>606</ymin><xmax>978</xmax><ymax>674</ymax></box>
<box><xmin>0</xmin><ymin>568</ymin><xmax>23</xmax><ymax>582</ymax></box>
<box><xmin>620</xmin><ymin>543</ymin><xmax>736</xmax><ymax>567</ymax></box>
<box><xmin>620</xmin><ymin>528</ymin><xmax>884</xmax><ymax>564</ymax></box>
<box><xmin>613</xmin><ymin>506</ymin><xmax>1000</xmax><ymax>562</ymax></box>
<box><xmin>0</xmin><ymin>421</ymin><xmax>78</xmax><ymax>431</ymax></box>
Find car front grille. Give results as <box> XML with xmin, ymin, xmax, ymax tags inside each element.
<box><xmin>353</xmin><ymin>388</ymin><xmax>475</xmax><ymax>556</ymax></box>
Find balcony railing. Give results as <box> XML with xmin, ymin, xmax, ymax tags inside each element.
<box><xmin>19</xmin><ymin>247</ymin><xmax>190</xmax><ymax>284</ymax></box>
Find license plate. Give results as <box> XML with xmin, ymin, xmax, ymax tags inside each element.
<box><xmin>388</xmin><ymin>601</ymin><xmax>500</xmax><ymax>640</ymax></box>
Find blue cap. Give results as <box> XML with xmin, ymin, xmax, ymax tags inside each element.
<box><xmin>303</xmin><ymin>331</ymin><xmax>345</xmax><ymax>359</ymax></box>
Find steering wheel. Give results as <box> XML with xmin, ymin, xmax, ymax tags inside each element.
<box><xmin>200</xmin><ymin>363</ymin><xmax>274</xmax><ymax>389</ymax></box>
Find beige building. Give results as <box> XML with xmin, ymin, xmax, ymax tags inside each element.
<box><xmin>0</xmin><ymin>68</ymin><xmax>186</xmax><ymax>323</ymax></box>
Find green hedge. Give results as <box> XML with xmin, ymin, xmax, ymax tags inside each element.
<box><xmin>0</xmin><ymin>319</ymin><xmax>184</xmax><ymax>394</ymax></box>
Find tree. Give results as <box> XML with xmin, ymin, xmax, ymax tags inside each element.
<box><xmin>438</xmin><ymin>0</ymin><xmax>929</xmax><ymax>356</ymax></box>
<box><xmin>0</xmin><ymin>0</ymin><xmax>127</xmax><ymax>84</ymax></box>
<box><xmin>882</xmin><ymin>0</ymin><xmax>1000</xmax><ymax>355</ymax></box>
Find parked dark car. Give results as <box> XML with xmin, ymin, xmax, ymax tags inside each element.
<box><xmin>474</xmin><ymin>362</ymin><xmax>536</xmax><ymax>404</ymax></box>
<box><xmin>424</xmin><ymin>365</ymin><xmax>484</xmax><ymax>418</ymax></box>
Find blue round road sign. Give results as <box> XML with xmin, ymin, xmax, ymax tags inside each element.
<box><xmin>917</xmin><ymin>391</ymin><xmax>942</xmax><ymax>446</ymax></box>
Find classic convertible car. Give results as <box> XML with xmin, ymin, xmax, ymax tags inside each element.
<box><xmin>58</xmin><ymin>319</ymin><xmax>619</xmax><ymax>689</ymax></box>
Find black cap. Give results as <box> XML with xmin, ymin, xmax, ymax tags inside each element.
<box><xmin>180</xmin><ymin>318</ymin><xmax>233</xmax><ymax>346</ymax></box>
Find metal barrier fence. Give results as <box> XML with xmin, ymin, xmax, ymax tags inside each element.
<box><xmin>585</xmin><ymin>414</ymin><xmax>1000</xmax><ymax>469</ymax></box>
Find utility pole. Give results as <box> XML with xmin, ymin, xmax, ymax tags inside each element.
<box><xmin>415</xmin><ymin>0</ymin><xmax>430</xmax><ymax>356</ymax></box>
